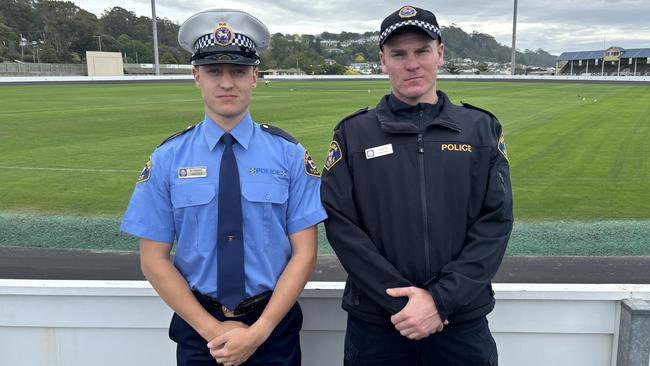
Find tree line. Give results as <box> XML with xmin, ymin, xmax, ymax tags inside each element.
<box><xmin>0</xmin><ymin>0</ymin><xmax>557</xmax><ymax>71</ymax></box>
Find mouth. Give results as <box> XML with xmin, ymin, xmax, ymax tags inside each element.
<box><xmin>217</xmin><ymin>95</ymin><xmax>238</xmax><ymax>100</ymax></box>
<box><xmin>404</xmin><ymin>76</ymin><xmax>423</xmax><ymax>82</ymax></box>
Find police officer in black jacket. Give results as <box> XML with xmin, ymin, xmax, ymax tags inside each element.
<box><xmin>321</xmin><ymin>5</ymin><xmax>513</xmax><ymax>365</ymax></box>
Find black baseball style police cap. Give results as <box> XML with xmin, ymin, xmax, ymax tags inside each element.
<box><xmin>379</xmin><ymin>5</ymin><xmax>442</xmax><ymax>49</ymax></box>
<box><xmin>178</xmin><ymin>9</ymin><xmax>270</xmax><ymax>66</ymax></box>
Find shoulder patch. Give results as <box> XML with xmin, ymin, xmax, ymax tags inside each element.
<box><xmin>498</xmin><ymin>132</ymin><xmax>509</xmax><ymax>162</ymax></box>
<box><xmin>260</xmin><ymin>124</ymin><xmax>297</xmax><ymax>144</ymax></box>
<box><xmin>324</xmin><ymin>141</ymin><xmax>343</xmax><ymax>171</ymax></box>
<box><xmin>136</xmin><ymin>157</ymin><xmax>152</xmax><ymax>184</ymax></box>
<box><xmin>158</xmin><ymin>124</ymin><xmax>196</xmax><ymax>147</ymax></box>
<box><xmin>304</xmin><ymin>150</ymin><xmax>320</xmax><ymax>177</ymax></box>
<box><xmin>460</xmin><ymin>102</ymin><xmax>499</xmax><ymax>122</ymax></box>
<box><xmin>334</xmin><ymin>107</ymin><xmax>369</xmax><ymax>130</ymax></box>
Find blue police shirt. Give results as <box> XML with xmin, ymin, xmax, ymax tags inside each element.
<box><xmin>120</xmin><ymin>113</ymin><xmax>327</xmax><ymax>298</ymax></box>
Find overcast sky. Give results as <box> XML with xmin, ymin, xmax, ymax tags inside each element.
<box><xmin>71</xmin><ymin>0</ymin><xmax>650</xmax><ymax>55</ymax></box>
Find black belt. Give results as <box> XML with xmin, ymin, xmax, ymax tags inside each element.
<box><xmin>194</xmin><ymin>290</ymin><xmax>272</xmax><ymax>318</ymax></box>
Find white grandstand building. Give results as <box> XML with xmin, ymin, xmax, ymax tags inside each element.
<box><xmin>556</xmin><ymin>46</ymin><xmax>650</xmax><ymax>76</ymax></box>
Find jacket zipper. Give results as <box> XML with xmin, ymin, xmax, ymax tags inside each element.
<box><xmin>417</xmin><ymin>109</ymin><xmax>431</xmax><ymax>279</ymax></box>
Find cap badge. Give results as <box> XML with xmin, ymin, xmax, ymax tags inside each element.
<box><xmin>398</xmin><ymin>6</ymin><xmax>417</xmax><ymax>18</ymax></box>
<box><xmin>213</xmin><ymin>22</ymin><xmax>235</xmax><ymax>46</ymax></box>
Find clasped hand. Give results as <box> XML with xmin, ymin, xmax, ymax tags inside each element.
<box><xmin>207</xmin><ymin>322</ymin><xmax>265</xmax><ymax>366</ymax></box>
<box><xmin>386</xmin><ymin>286</ymin><xmax>449</xmax><ymax>340</ymax></box>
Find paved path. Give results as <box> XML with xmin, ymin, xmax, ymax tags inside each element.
<box><xmin>2</xmin><ymin>247</ymin><xmax>650</xmax><ymax>283</ymax></box>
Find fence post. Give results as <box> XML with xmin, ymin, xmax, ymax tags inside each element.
<box><xmin>616</xmin><ymin>299</ymin><xmax>650</xmax><ymax>366</ymax></box>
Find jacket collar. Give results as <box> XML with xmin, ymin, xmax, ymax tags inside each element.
<box><xmin>376</xmin><ymin>91</ymin><xmax>463</xmax><ymax>134</ymax></box>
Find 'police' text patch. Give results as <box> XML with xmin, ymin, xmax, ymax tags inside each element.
<box><xmin>441</xmin><ymin>143</ymin><xmax>472</xmax><ymax>152</ymax></box>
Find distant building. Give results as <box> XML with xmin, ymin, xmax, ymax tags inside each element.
<box><xmin>349</xmin><ymin>62</ymin><xmax>379</xmax><ymax>75</ymax></box>
<box><xmin>259</xmin><ymin>68</ymin><xmax>305</xmax><ymax>77</ymax></box>
<box><xmin>320</xmin><ymin>40</ymin><xmax>338</xmax><ymax>47</ymax></box>
<box><xmin>556</xmin><ymin>47</ymin><xmax>650</xmax><ymax>76</ymax></box>
<box><xmin>324</xmin><ymin>59</ymin><xmax>336</xmax><ymax>65</ymax></box>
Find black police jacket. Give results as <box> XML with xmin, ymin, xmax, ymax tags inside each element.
<box><xmin>321</xmin><ymin>91</ymin><xmax>513</xmax><ymax>325</ymax></box>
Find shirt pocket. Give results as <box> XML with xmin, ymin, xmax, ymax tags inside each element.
<box><xmin>170</xmin><ymin>183</ymin><xmax>216</xmax><ymax>250</ymax></box>
<box><xmin>241</xmin><ymin>182</ymin><xmax>289</xmax><ymax>250</ymax></box>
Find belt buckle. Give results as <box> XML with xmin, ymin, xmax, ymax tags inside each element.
<box><xmin>221</xmin><ymin>305</ymin><xmax>237</xmax><ymax>318</ymax></box>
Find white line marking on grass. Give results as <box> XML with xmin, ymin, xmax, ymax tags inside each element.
<box><xmin>0</xmin><ymin>166</ymin><xmax>139</xmax><ymax>173</ymax></box>
<box><xmin>0</xmin><ymin>99</ymin><xmax>197</xmax><ymax>117</ymax></box>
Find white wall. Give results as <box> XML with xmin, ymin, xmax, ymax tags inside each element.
<box><xmin>1</xmin><ymin>280</ymin><xmax>649</xmax><ymax>366</ymax></box>
<box><xmin>85</xmin><ymin>52</ymin><xmax>124</xmax><ymax>77</ymax></box>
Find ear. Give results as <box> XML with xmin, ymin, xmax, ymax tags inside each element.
<box><xmin>192</xmin><ymin>66</ymin><xmax>200</xmax><ymax>87</ymax></box>
<box><xmin>380</xmin><ymin>51</ymin><xmax>388</xmax><ymax>74</ymax></box>
<box><xmin>436</xmin><ymin>43</ymin><xmax>445</xmax><ymax>69</ymax></box>
<box><xmin>252</xmin><ymin>67</ymin><xmax>259</xmax><ymax>88</ymax></box>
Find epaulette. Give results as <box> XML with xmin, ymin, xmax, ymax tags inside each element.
<box><xmin>260</xmin><ymin>123</ymin><xmax>297</xmax><ymax>144</ymax></box>
<box><xmin>334</xmin><ymin>107</ymin><xmax>369</xmax><ymax>129</ymax></box>
<box><xmin>460</xmin><ymin>102</ymin><xmax>499</xmax><ymax>122</ymax></box>
<box><xmin>158</xmin><ymin>124</ymin><xmax>196</xmax><ymax>147</ymax></box>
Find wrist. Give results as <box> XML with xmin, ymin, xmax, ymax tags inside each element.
<box><xmin>197</xmin><ymin>317</ymin><xmax>220</xmax><ymax>341</ymax></box>
<box><xmin>250</xmin><ymin>317</ymin><xmax>274</xmax><ymax>345</ymax></box>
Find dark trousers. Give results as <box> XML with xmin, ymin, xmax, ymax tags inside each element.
<box><xmin>169</xmin><ymin>299</ymin><xmax>302</xmax><ymax>366</ymax></box>
<box><xmin>344</xmin><ymin>315</ymin><xmax>498</xmax><ymax>366</ymax></box>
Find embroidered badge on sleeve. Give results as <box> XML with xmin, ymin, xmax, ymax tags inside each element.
<box><xmin>136</xmin><ymin>158</ymin><xmax>152</xmax><ymax>184</ymax></box>
<box><xmin>498</xmin><ymin>133</ymin><xmax>508</xmax><ymax>161</ymax></box>
<box><xmin>304</xmin><ymin>151</ymin><xmax>320</xmax><ymax>177</ymax></box>
<box><xmin>324</xmin><ymin>141</ymin><xmax>342</xmax><ymax>171</ymax></box>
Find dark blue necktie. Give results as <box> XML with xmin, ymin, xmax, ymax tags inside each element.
<box><xmin>217</xmin><ymin>133</ymin><xmax>245</xmax><ymax>310</ymax></box>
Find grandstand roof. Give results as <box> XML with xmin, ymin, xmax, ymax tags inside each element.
<box><xmin>558</xmin><ymin>48</ymin><xmax>650</xmax><ymax>61</ymax></box>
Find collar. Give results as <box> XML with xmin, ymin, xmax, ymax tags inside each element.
<box><xmin>387</xmin><ymin>93</ymin><xmax>441</xmax><ymax>115</ymax></box>
<box><xmin>377</xmin><ymin>91</ymin><xmax>462</xmax><ymax>133</ymax></box>
<box><xmin>203</xmin><ymin>113</ymin><xmax>254</xmax><ymax>151</ymax></box>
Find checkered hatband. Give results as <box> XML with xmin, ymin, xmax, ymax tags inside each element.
<box><xmin>193</xmin><ymin>33</ymin><xmax>257</xmax><ymax>54</ymax></box>
<box><xmin>379</xmin><ymin>20</ymin><xmax>441</xmax><ymax>44</ymax></box>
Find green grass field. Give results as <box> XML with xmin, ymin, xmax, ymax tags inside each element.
<box><xmin>1</xmin><ymin>80</ymin><xmax>649</xmax><ymax>255</ymax></box>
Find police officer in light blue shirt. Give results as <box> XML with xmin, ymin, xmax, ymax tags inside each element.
<box><xmin>120</xmin><ymin>9</ymin><xmax>326</xmax><ymax>366</ymax></box>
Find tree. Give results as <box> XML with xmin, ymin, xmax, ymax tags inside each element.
<box><xmin>28</xmin><ymin>1</ymin><xmax>97</xmax><ymax>62</ymax></box>
<box><xmin>0</xmin><ymin>22</ymin><xmax>19</xmax><ymax>61</ymax></box>
<box><xmin>39</xmin><ymin>46</ymin><xmax>57</xmax><ymax>62</ymax></box>
<box><xmin>160</xmin><ymin>49</ymin><xmax>177</xmax><ymax>64</ymax></box>
<box><xmin>321</xmin><ymin>63</ymin><xmax>347</xmax><ymax>75</ymax></box>
<box><xmin>354</xmin><ymin>53</ymin><xmax>365</xmax><ymax>63</ymax></box>
<box><xmin>99</xmin><ymin>7</ymin><xmax>138</xmax><ymax>38</ymax></box>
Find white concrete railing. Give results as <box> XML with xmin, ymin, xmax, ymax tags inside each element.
<box><xmin>1</xmin><ymin>74</ymin><xmax>649</xmax><ymax>84</ymax></box>
<box><xmin>1</xmin><ymin>280</ymin><xmax>650</xmax><ymax>366</ymax></box>
<box><xmin>264</xmin><ymin>74</ymin><xmax>650</xmax><ymax>82</ymax></box>
<box><xmin>0</xmin><ymin>75</ymin><xmax>193</xmax><ymax>83</ymax></box>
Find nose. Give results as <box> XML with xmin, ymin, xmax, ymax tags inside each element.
<box><xmin>404</xmin><ymin>53</ymin><xmax>419</xmax><ymax>71</ymax></box>
<box><xmin>219</xmin><ymin>72</ymin><xmax>234</xmax><ymax>90</ymax></box>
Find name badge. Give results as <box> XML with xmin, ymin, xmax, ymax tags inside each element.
<box><xmin>365</xmin><ymin>144</ymin><xmax>393</xmax><ymax>160</ymax></box>
<box><xmin>178</xmin><ymin>166</ymin><xmax>207</xmax><ymax>179</ymax></box>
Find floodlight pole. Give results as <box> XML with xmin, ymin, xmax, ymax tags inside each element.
<box><xmin>151</xmin><ymin>0</ymin><xmax>161</xmax><ymax>75</ymax></box>
<box><xmin>511</xmin><ymin>0</ymin><xmax>518</xmax><ymax>75</ymax></box>
<box><xmin>19</xmin><ymin>33</ymin><xmax>25</xmax><ymax>60</ymax></box>
<box><xmin>93</xmin><ymin>35</ymin><xmax>102</xmax><ymax>52</ymax></box>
